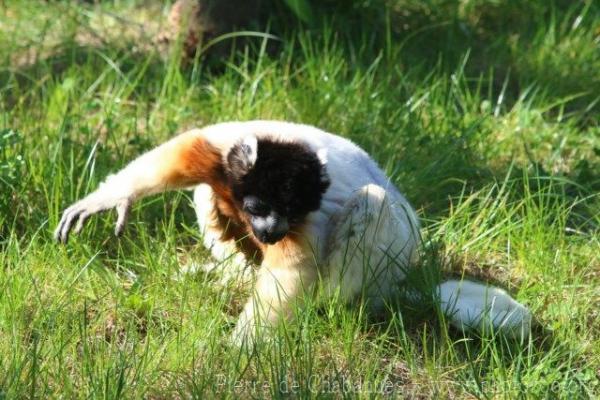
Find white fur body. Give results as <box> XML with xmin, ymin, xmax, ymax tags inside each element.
<box><xmin>55</xmin><ymin>120</ymin><xmax>532</xmax><ymax>344</ymax></box>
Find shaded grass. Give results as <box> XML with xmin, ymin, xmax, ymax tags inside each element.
<box><xmin>1</xmin><ymin>0</ymin><xmax>599</xmax><ymax>398</ymax></box>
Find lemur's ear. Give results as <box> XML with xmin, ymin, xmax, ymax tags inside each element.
<box><xmin>241</xmin><ymin>135</ymin><xmax>258</xmax><ymax>166</ymax></box>
<box><xmin>227</xmin><ymin>135</ymin><xmax>258</xmax><ymax>178</ymax></box>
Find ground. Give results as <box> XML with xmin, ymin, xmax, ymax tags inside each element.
<box><xmin>0</xmin><ymin>1</ymin><xmax>599</xmax><ymax>398</ymax></box>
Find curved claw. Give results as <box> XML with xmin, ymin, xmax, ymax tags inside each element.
<box><xmin>54</xmin><ymin>206</ymin><xmax>73</xmax><ymax>243</ymax></box>
<box><xmin>55</xmin><ymin>204</ymin><xmax>85</xmax><ymax>244</ymax></box>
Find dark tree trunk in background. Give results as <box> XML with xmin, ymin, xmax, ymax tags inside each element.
<box><xmin>158</xmin><ymin>0</ymin><xmax>263</xmax><ymax>59</ymax></box>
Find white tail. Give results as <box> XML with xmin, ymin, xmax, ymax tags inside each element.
<box><xmin>436</xmin><ymin>280</ymin><xmax>532</xmax><ymax>340</ymax></box>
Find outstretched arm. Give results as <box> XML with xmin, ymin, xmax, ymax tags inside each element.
<box><xmin>54</xmin><ymin>129</ymin><xmax>227</xmax><ymax>243</ymax></box>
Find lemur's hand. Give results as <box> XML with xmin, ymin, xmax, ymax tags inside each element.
<box><xmin>54</xmin><ymin>191</ymin><xmax>132</xmax><ymax>244</ymax></box>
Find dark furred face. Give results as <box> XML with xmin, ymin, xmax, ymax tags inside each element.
<box><xmin>226</xmin><ymin>136</ymin><xmax>330</xmax><ymax>244</ymax></box>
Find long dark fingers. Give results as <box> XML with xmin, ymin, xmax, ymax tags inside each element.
<box><xmin>55</xmin><ymin>207</ymin><xmax>83</xmax><ymax>244</ymax></box>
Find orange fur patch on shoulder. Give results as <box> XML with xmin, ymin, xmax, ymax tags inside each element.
<box><xmin>161</xmin><ymin>133</ymin><xmax>229</xmax><ymax>193</ymax></box>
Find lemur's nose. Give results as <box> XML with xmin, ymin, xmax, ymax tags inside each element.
<box><xmin>262</xmin><ymin>229</ymin><xmax>286</xmax><ymax>244</ymax></box>
<box><xmin>255</xmin><ymin>221</ymin><xmax>288</xmax><ymax>244</ymax></box>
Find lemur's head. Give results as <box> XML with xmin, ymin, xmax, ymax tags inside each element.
<box><xmin>226</xmin><ymin>135</ymin><xmax>330</xmax><ymax>244</ymax></box>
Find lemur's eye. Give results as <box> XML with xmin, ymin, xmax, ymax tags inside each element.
<box><xmin>245</xmin><ymin>205</ymin><xmax>268</xmax><ymax>216</ymax></box>
<box><xmin>243</xmin><ymin>197</ymin><xmax>269</xmax><ymax>216</ymax></box>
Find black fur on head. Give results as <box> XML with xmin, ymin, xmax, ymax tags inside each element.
<box><xmin>226</xmin><ymin>136</ymin><xmax>330</xmax><ymax>225</ymax></box>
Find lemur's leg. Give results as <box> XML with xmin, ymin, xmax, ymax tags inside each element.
<box><xmin>230</xmin><ymin>237</ymin><xmax>317</xmax><ymax>347</ymax></box>
<box><xmin>323</xmin><ymin>186</ymin><xmax>531</xmax><ymax>338</ymax></box>
<box><xmin>180</xmin><ymin>184</ymin><xmax>252</xmax><ymax>285</ymax></box>
<box><xmin>323</xmin><ymin>184</ymin><xmax>420</xmax><ymax>309</ymax></box>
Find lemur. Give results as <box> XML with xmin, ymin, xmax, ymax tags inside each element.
<box><xmin>55</xmin><ymin>120</ymin><xmax>531</xmax><ymax>345</ymax></box>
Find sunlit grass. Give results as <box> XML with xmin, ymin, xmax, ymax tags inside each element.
<box><xmin>0</xmin><ymin>1</ymin><xmax>598</xmax><ymax>398</ymax></box>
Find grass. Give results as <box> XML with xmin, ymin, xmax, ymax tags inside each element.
<box><xmin>1</xmin><ymin>0</ymin><xmax>599</xmax><ymax>398</ymax></box>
